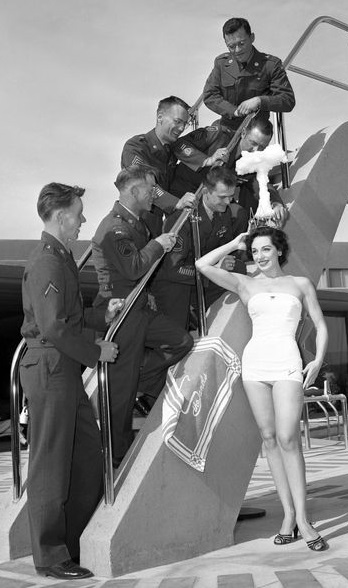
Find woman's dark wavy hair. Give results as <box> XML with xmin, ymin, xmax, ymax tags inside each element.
<box><xmin>245</xmin><ymin>226</ymin><xmax>290</xmax><ymax>267</ymax></box>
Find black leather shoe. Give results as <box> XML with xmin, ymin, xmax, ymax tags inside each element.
<box><xmin>36</xmin><ymin>559</ymin><xmax>93</xmax><ymax>579</ymax></box>
<box><xmin>134</xmin><ymin>396</ymin><xmax>151</xmax><ymax>416</ymax></box>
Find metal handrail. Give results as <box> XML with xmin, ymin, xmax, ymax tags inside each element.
<box><xmin>277</xmin><ymin>16</ymin><xmax>348</xmax><ymax>188</ymax></box>
<box><xmin>98</xmin><ymin>207</ymin><xmax>196</xmax><ymax>505</ymax></box>
<box><xmin>302</xmin><ymin>393</ymin><xmax>348</xmax><ymax>449</ymax></box>
<box><xmin>10</xmin><ymin>112</ymin><xmax>255</xmax><ymax>505</ymax></box>
<box><xmin>189</xmin><ymin>16</ymin><xmax>348</xmax><ymax>189</ymax></box>
<box><xmin>9</xmin><ymin>207</ymin><xmax>203</xmax><ymax>503</ymax></box>
<box><xmin>98</xmin><ymin>113</ymin><xmax>256</xmax><ymax>505</ymax></box>
<box><xmin>11</xmin><ymin>16</ymin><xmax>348</xmax><ymax>504</ymax></box>
<box><xmin>10</xmin><ymin>341</ymin><xmax>27</xmax><ymax>501</ymax></box>
<box><xmin>283</xmin><ymin>16</ymin><xmax>348</xmax><ymax>69</ymax></box>
<box><xmin>10</xmin><ymin>246</ymin><xmax>93</xmax><ymax>501</ymax></box>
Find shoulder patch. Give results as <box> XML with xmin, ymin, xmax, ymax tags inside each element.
<box><xmin>180</xmin><ymin>144</ymin><xmax>193</xmax><ymax>156</ymax></box>
<box><xmin>116</xmin><ymin>240</ymin><xmax>134</xmax><ymax>256</ymax></box>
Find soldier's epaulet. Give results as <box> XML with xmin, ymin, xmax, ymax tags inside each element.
<box><xmin>261</xmin><ymin>52</ymin><xmax>281</xmax><ymax>64</ymax></box>
<box><xmin>42</xmin><ymin>243</ymin><xmax>62</xmax><ymax>258</ymax></box>
<box><xmin>112</xmin><ymin>214</ymin><xmax>133</xmax><ymax>239</ymax></box>
<box><xmin>215</xmin><ymin>52</ymin><xmax>230</xmax><ymax>61</ymax></box>
<box><xmin>42</xmin><ymin>242</ymin><xmax>69</xmax><ymax>261</ymax></box>
<box><xmin>126</xmin><ymin>133</ymin><xmax>146</xmax><ymax>145</ymax></box>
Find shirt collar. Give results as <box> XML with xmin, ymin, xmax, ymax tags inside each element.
<box><xmin>238</xmin><ymin>46</ymin><xmax>255</xmax><ymax>70</ymax></box>
<box><xmin>118</xmin><ymin>202</ymin><xmax>140</xmax><ymax>221</ymax></box>
<box><xmin>42</xmin><ymin>231</ymin><xmax>69</xmax><ymax>252</ymax></box>
<box><xmin>202</xmin><ymin>200</ymin><xmax>214</xmax><ymax>221</ymax></box>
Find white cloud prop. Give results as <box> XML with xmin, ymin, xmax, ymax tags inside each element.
<box><xmin>235</xmin><ymin>143</ymin><xmax>287</xmax><ymax>218</ymax></box>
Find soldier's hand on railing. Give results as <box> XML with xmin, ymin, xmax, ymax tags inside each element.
<box><xmin>234</xmin><ymin>97</ymin><xmax>261</xmax><ymax>117</ymax></box>
<box><xmin>220</xmin><ymin>255</ymin><xmax>236</xmax><ymax>272</ymax></box>
<box><xmin>203</xmin><ymin>148</ymin><xmax>229</xmax><ymax>167</ymax></box>
<box><xmin>97</xmin><ymin>340</ymin><xmax>119</xmax><ymax>363</ymax></box>
<box><xmin>155</xmin><ymin>232</ymin><xmax>177</xmax><ymax>253</ymax></box>
<box><xmin>147</xmin><ymin>293</ymin><xmax>157</xmax><ymax>312</ymax></box>
<box><xmin>271</xmin><ymin>203</ymin><xmax>288</xmax><ymax>227</ymax></box>
<box><xmin>105</xmin><ymin>298</ymin><xmax>125</xmax><ymax>324</ymax></box>
<box><xmin>175</xmin><ymin>191</ymin><xmax>197</xmax><ymax>210</ymax></box>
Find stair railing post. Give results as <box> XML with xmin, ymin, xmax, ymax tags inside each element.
<box><xmin>190</xmin><ymin>209</ymin><xmax>207</xmax><ymax>337</ymax></box>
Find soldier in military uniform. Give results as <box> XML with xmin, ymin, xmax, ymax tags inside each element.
<box><xmin>92</xmin><ymin>166</ymin><xmax>193</xmax><ymax>468</ymax></box>
<box><xmin>203</xmin><ymin>17</ymin><xmax>295</xmax><ymax>131</ymax></box>
<box><xmin>121</xmin><ymin>95</ymin><xmax>197</xmax><ymax>237</ymax></box>
<box><xmin>151</xmin><ymin>167</ymin><xmax>248</xmax><ymax>329</ymax></box>
<box><xmin>170</xmin><ymin>115</ymin><xmax>287</xmax><ymax>227</ymax></box>
<box><xmin>20</xmin><ymin>183</ymin><xmax>120</xmax><ymax>580</ymax></box>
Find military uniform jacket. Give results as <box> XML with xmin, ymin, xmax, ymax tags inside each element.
<box><xmin>154</xmin><ymin>201</ymin><xmax>248</xmax><ymax>285</ymax></box>
<box><xmin>121</xmin><ymin>128</ymin><xmax>179</xmax><ymax>213</ymax></box>
<box><xmin>92</xmin><ymin>201</ymin><xmax>164</xmax><ymax>306</ymax></box>
<box><xmin>173</xmin><ymin>124</ymin><xmax>233</xmax><ymax>172</ymax></box>
<box><xmin>203</xmin><ymin>46</ymin><xmax>295</xmax><ymax>130</ymax></box>
<box><xmin>21</xmin><ymin>232</ymin><xmax>101</xmax><ymax>368</ymax></box>
<box><xmin>171</xmin><ymin>129</ymin><xmax>284</xmax><ymax>213</ymax></box>
<box><xmin>169</xmin><ymin>124</ymin><xmax>236</xmax><ymax>197</ymax></box>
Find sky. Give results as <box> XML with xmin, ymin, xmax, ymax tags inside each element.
<box><xmin>1</xmin><ymin>0</ymin><xmax>348</xmax><ymax>241</ymax></box>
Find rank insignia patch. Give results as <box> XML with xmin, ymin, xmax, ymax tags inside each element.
<box><xmin>155</xmin><ymin>186</ymin><xmax>165</xmax><ymax>197</ymax></box>
<box><xmin>172</xmin><ymin>235</ymin><xmax>184</xmax><ymax>252</ymax></box>
<box><xmin>131</xmin><ymin>155</ymin><xmax>144</xmax><ymax>166</ymax></box>
<box><xmin>44</xmin><ymin>282</ymin><xmax>59</xmax><ymax>296</ymax></box>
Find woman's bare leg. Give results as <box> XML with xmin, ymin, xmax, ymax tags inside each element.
<box><xmin>272</xmin><ymin>380</ymin><xmax>319</xmax><ymax>542</ymax></box>
<box><xmin>243</xmin><ymin>380</ymin><xmax>296</xmax><ymax>535</ymax></box>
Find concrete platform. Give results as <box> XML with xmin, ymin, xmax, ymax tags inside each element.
<box><xmin>0</xmin><ymin>436</ymin><xmax>347</xmax><ymax>587</ymax></box>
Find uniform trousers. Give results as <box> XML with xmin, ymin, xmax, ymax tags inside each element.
<box><xmin>152</xmin><ymin>281</ymin><xmax>228</xmax><ymax>330</ymax></box>
<box><xmin>20</xmin><ymin>346</ymin><xmax>103</xmax><ymax>567</ymax></box>
<box><xmin>152</xmin><ymin>259</ymin><xmax>246</xmax><ymax>330</ymax></box>
<box><xmin>108</xmin><ymin>306</ymin><xmax>193</xmax><ymax>466</ymax></box>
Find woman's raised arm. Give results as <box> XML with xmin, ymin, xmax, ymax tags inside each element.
<box><xmin>195</xmin><ymin>232</ymin><xmax>249</xmax><ymax>294</ymax></box>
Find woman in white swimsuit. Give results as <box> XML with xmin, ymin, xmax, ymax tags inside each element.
<box><xmin>196</xmin><ymin>226</ymin><xmax>329</xmax><ymax>551</ymax></box>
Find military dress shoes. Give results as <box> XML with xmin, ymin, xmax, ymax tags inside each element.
<box><xmin>134</xmin><ymin>395</ymin><xmax>151</xmax><ymax>416</ymax></box>
<box><xmin>36</xmin><ymin>559</ymin><xmax>93</xmax><ymax>579</ymax></box>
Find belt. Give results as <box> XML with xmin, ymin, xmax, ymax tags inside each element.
<box><xmin>25</xmin><ymin>338</ymin><xmax>55</xmax><ymax>349</ymax></box>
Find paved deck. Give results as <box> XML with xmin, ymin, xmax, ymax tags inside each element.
<box><xmin>0</xmin><ymin>433</ymin><xmax>347</xmax><ymax>587</ymax></box>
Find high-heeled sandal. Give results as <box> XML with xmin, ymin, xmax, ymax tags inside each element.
<box><xmin>306</xmin><ymin>535</ymin><xmax>329</xmax><ymax>551</ymax></box>
<box><xmin>274</xmin><ymin>524</ymin><xmax>299</xmax><ymax>545</ymax></box>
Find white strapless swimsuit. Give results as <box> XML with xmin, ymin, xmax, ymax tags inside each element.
<box><xmin>242</xmin><ymin>292</ymin><xmax>303</xmax><ymax>383</ymax></box>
